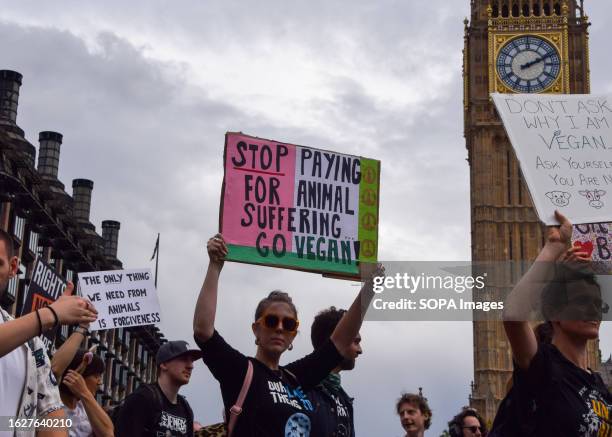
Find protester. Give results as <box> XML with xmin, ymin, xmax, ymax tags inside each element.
<box><xmin>396</xmin><ymin>392</ymin><xmax>432</xmax><ymax>437</ymax></box>
<box><xmin>308</xmin><ymin>306</ymin><xmax>361</xmax><ymax>437</ymax></box>
<box><xmin>51</xmin><ymin>323</ymin><xmax>114</xmax><ymax>437</ymax></box>
<box><xmin>114</xmin><ymin>340</ymin><xmax>200</xmax><ymax>437</ymax></box>
<box><xmin>497</xmin><ymin>210</ymin><xmax>612</xmax><ymax>436</ymax></box>
<box><xmin>448</xmin><ymin>408</ymin><xmax>487</xmax><ymax>437</ymax></box>
<box><xmin>502</xmin><ymin>246</ymin><xmax>579</xmax><ymax>396</ymax></box>
<box><xmin>0</xmin><ymin>229</ymin><xmax>98</xmax><ymax>436</ymax></box>
<box><xmin>60</xmin><ymin>349</ymin><xmax>113</xmax><ymax>437</ymax></box>
<box><xmin>193</xmin><ymin>233</ymin><xmax>379</xmax><ymax>436</ymax></box>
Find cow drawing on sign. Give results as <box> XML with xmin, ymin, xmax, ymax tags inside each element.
<box><xmin>579</xmin><ymin>189</ymin><xmax>606</xmax><ymax>209</ymax></box>
<box><xmin>545</xmin><ymin>191</ymin><xmax>571</xmax><ymax>207</ymax></box>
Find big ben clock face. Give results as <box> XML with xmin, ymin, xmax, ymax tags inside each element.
<box><xmin>496</xmin><ymin>35</ymin><xmax>561</xmax><ymax>93</ymax></box>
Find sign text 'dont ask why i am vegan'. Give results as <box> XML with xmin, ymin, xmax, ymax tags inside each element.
<box><xmin>492</xmin><ymin>93</ymin><xmax>612</xmax><ymax>225</ymax></box>
<box><xmin>220</xmin><ymin>132</ymin><xmax>380</xmax><ymax>277</ymax></box>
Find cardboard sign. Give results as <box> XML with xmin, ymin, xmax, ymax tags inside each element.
<box><xmin>572</xmin><ymin>223</ymin><xmax>612</xmax><ymax>273</ymax></box>
<box><xmin>492</xmin><ymin>94</ymin><xmax>612</xmax><ymax>225</ymax></box>
<box><xmin>78</xmin><ymin>269</ymin><xmax>161</xmax><ymax>331</ymax></box>
<box><xmin>21</xmin><ymin>258</ymin><xmax>66</xmax><ymax>352</ymax></box>
<box><xmin>220</xmin><ymin>132</ymin><xmax>380</xmax><ymax>277</ymax></box>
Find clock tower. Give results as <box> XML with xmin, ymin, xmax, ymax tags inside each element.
<box><xmin>463</xmin><ymin>0</ymin><xmax>598</xmax><ymax>423</ymax></box>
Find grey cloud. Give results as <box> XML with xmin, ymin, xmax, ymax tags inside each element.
<box><xmin>1</xmin><ymin>2</ymin><xmax>611</xmax><ymax>435</ymax></box>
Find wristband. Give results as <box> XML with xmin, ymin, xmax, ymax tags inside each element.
<box><xmin>75</xmin><ymin>326</ymin><xmax>90</xmax><ymax>337</ymax></box>
<box><xmin>35</xmin><ymin>309</ymin><xmax>43</xmax><ymax>336</ymax></box>
<box><xmin>42</xmin><ymin>306</ymin><xmax>60</xmax><ymax>331</ymax></box>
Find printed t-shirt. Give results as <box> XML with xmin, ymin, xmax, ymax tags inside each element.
<box><xmin>196</xmin><ymin>330</ymin><xmax>343</xmax><ymax>437</ymax></box>
<box><xmin>114</xmin><ymin>383</ymin><xmax>194</xmax><ymax>437</ymax></box>
<box><xmin>513</xmin><ymin>343</ymin><xmax>611</xmax><ymax>436</ymax></box>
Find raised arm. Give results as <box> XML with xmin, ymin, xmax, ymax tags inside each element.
<box><xmin>50</xmin><ymin>329</ymin><xmax>89</xmax><ymax>379</ymax></box>
<box><xmin>0</xmin><ymin>282</ymin><xmax>97</xmax><ymax>358</ymax></box>
<box><xmin>503</xmin><ymin>210</ymin><xmax>570</xmax><ymax>369</ymax></box>
<box><xmin>193</xmin><ymin>234</ymin><xmax>228</xmax><ymax>342</ymax></box>
<box><xmin>51</xmin><ymin>285</ymin><xmax>92</xmax><ymax>378</ymax></box>
<box><xmin>330</xmin><ymin>263</ymin><xmax>383</xmax><ymax>357</ymax></box>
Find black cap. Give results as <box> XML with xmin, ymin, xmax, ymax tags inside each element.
<box><xmin>155</xmin><ymin>340</ymin><xmax>202</xmax><ymax>364</ymax></box>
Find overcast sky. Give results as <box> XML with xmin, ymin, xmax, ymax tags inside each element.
<box><xmin>2</xmin><ymin>1</ymin><xmax>612</xmax><ymax>435</ymax></box>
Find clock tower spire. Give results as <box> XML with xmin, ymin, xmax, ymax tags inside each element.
<box><xmin>463</xmin><ymin>0</ymin><xmax>596</xmax><ymax>424</ymax></box>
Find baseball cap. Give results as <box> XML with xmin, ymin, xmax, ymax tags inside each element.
<box><xmin>156</xmin><ymin>340</ymin><xmax>202</xmax><ymax>364</ymax></box>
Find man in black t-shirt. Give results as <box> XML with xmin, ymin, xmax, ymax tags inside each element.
<box><xmin>115</xmin><ymin>340</ymin><xmax>202</xmax><ymax>437</ymax></box>
<box><xmin>308</xmin><ymin>307</ymin><xmax>360</xmax><ymax>437</ymax></box>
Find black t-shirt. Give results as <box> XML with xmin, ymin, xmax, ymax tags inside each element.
<box><xmin>308</xmin><ymin>381</ymin><xmax>355</xmax><ymax>437</ymax></box>
<box><xmin>512</xmin><ymin>343</ymin><xmax>611</xmax><ymax>436</ymax></box>
<box><xmin>195</xmin><ymin>330</ymin><xmax>343</xmax><ymax>437</ymax></box>
<box><xmin>114</xmin><ymin>383</ymin><xmax>194</xmax><ymax>437</ymax></box>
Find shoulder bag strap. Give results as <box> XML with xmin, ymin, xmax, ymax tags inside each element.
<box><xmin>227</xmin><ymin>360</ymin><xmax>254</xmax><ymax>437</ymax></box>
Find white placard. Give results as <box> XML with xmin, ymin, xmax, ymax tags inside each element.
<box><xmin>492</xmin><ymin>93</ymin><xmax>612</xmax><ymax>225</ymax></box>
<box><xmin>78</xmin><ymin>268</ymin><xmax>162</xmax><ymax>331</ymax></box>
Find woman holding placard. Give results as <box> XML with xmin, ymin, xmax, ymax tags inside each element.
<box><xmin>193</xmin><ymin>233</ymin><xmax>378</xmax><ymax>437</ymax></box>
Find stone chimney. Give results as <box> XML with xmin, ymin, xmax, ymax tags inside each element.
<box><xmin>0</xmin><ymin>70</ymin><xmax>35</xmax><ymax>166</ymax></box>
<box><xmin>37</xmin><ymin>131</ymin><xmax>63</xmax><ymax>179</ymax></box>
<box><xmin>72</xmin><ymin>179</ymin><xmax>94</xmax><ymax>223</ymax></box>
<box><xmin>101</xmin><ymin>220</ymin><xmax>120</xmax><ymax>258</ymax></box>
<box><xmin>0</xmin><ymin>70</ymin><xmax>22</xmax><ymax>126</ymax></box>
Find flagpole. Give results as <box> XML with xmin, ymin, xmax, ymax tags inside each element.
<box><xmin>154</xmin><ymin>233</ymin><xmax>160</xmax><ymax>288</ymax></box>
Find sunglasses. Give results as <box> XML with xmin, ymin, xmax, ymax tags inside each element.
<box><xmin>257</xmin><ymin>313</ymin><xmax>299</xmax><ymax>333</ymax></box>
<box><xmin>463</xmin><ymin>426</ymin><xmax>482</xmax><ymax>433</ymax></box>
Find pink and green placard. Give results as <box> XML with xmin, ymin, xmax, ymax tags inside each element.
<box><xmin>220</xmin><ymin>132</ymin><xmax>380</xmax><ymax>277</ymax></box>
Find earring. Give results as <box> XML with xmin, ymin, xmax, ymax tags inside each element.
<box><xmin>288</xmin><ymin>344</ymin><xmax>293</xmax><ymax>351</ymax></box>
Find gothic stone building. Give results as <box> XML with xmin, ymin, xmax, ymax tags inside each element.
<box><xmin>0</xmin><ymin>69</ymin><xmax>166</xmax><ymax>406</ymax></box>
<box><xmin>463</xmin><ymin>0</ymin><xmax>600</xmax><ymax>423</ymax></box>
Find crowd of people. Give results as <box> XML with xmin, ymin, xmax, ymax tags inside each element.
<box><xmin>0</xmin><ymin>210</ymin><xmax>610</xmax><ymax>437</ymax></box>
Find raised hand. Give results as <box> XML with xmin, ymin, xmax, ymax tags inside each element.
<box><xmin>207</xmin><ymin>233</ymin><xmax>228</xmax><ymax>267</ymax></box>
<box><xmin>559</xmin><ymin>246</ymin><xmax>591</xmax><ymax>264</ymax></box>
<box><xmin>59</xmin><ymin>281</ymin><xmax>92</xmax><ymax>329</ymax></box>
<box><xmin>62</xmin><ymin>370</ymin><xmax>92</xmax><ymax>400</ymax></box>
<box><xmin>49</xmin><ymin>282</ymin><xmax>98</xmax><ymax>325</ymax></box>
<box><xmin>359</xmin><ymin>262</ymin><xmax>385</xmax><ymax>282</ymax></box>
<box><xmin>546</xmin><ymin>210</ymin><xmax>572</xmax><ymax>247</ymax></box>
